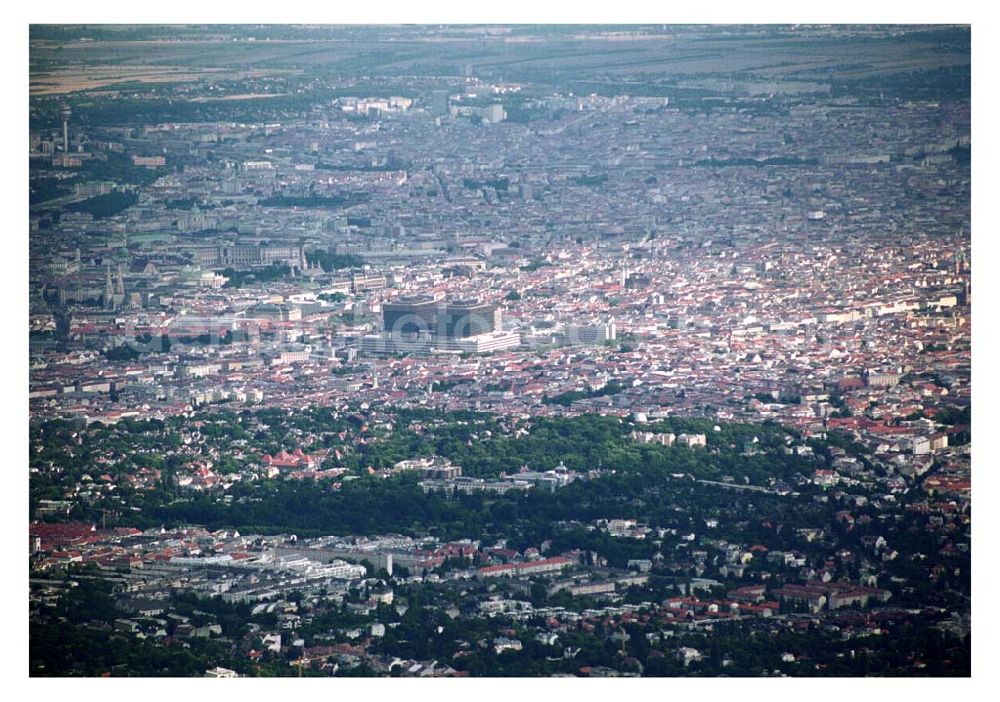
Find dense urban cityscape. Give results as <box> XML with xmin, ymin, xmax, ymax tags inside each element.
<box><xmin>28</xmin><ymin>24</ymin><xmax>971</xmax><ymax>678</ymax></box>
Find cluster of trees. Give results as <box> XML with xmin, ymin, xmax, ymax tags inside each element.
<box><xmin>30</xmin><ymin>400</ymin><xmax>971</xmax><ymax>677</ymax></box>
<box><xmin>36</xmin><ymin>150</ymin><xmax>168</xmax><ymax>187</ymax></box>
<box><xmin>932</xmin><ymin>405</ymin><xmax>970</xmax><ymax>426</ymax></box>
<box><xmin>130</xmin><ymin>439</ymin><xmax>820</xmax><ymax>557</ymax></box>
<box><xmin>32</xmin><ymin>409</ymin><xmax>806</xmax><ymax>540</ymax></box>
<box><xmin>30</xmin><ymin>621</ymin><xmax>243</xmax><ymax>677</ymax></box>
<box><xmin>29</xmin><ymin>569</ymin><xmax>298</xmax><ymax>677</ymax></box>
<box><xmin>257</xmin><ymin>193</ymin><xmax>369</xmax><ymax>209</ymax></box>
<box><xmin>102</xmin><ymin>344</ymin><xmax>142</xmax><ymax>361</ymax></box>
<box><xmin>367</xmin><ymin>577</ymin><xmax>967</xmax><ymax>677</ymax></box>
<box><xmin>221</xmin><ymin>265</ymin><xmax>291</xmax><ymax>288</ymax></box>
<box><xmin>543</xmin><ymin>380</ymin><xmax>627</xmax><ymax>406</ymax></box>
<box><xmin>29</xmin><ymin>176</ymin><xmax>71</xmax><ymax>204</ymax></box>
<box><xmin>64</xmin><ymin>191</ymin><xmax>138</xmax><ymax>219</ymax></box>
<box><xmin>32</xmin><ymin>567</ymin><xmax>968</xmax><ymax>677</ymax></box>
<box><xmin>305</xmin><ymin>250</ymin><xmax>365</xmax><ymax>271</ymax></box>
<box><xmin>31</xmin><ymin>408</ymin><xmax>968</xmax><ymax>628</ymax></box>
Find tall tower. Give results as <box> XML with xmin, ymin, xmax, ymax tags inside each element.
<box><xmin>104</xmin><ymin>264</ymin><xmax>114</xmax><ymax>310</ymax></box>
<box><xmin>115</xmin><ymin>263</ymin><xmax>126</xmax><ymax>297</ymax></box>
<box><xmin>59</xmin><ymin>103</ymin><xmax>72</xmax><ymax>153</ymax></box>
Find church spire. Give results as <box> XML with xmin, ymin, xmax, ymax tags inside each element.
<box><xmin>104</xmin><ymin>264</ymin><xmax>114</xmax><ymax>310</ymax></box>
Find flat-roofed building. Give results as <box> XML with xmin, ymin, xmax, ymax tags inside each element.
<box><xmin>437</xmin><ymin>300</ymin><xmax>499</xmax><ymax>338</ymax></box>
<box><xmin>376</xmin><ymin>297</ymin><xmax>515</xmax><ymax>355</ymax></box>
<box><xmin>382</xmin><ymin>297</ymin><xmax>439</xmax><ymax>336</ymax></box>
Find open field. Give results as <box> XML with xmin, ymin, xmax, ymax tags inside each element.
<box><xmin>29</xmin><ymin>61</ymin><xmax>303</xmax><ymax>96</ymax></box>
<box><xmin>29</xmin><ymin>65</ymin><xmax>225</xmax><ymax>95</ymax></box>
<box><xmin>30</xmin><ymin>25</ymin><xmax>969</xmax><ymax>92</ymax></box>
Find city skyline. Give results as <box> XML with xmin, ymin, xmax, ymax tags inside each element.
<box><xmin>21</xmin><ymin>19</ymin><xmax>980</xmax><ymax>686</ymax></box>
